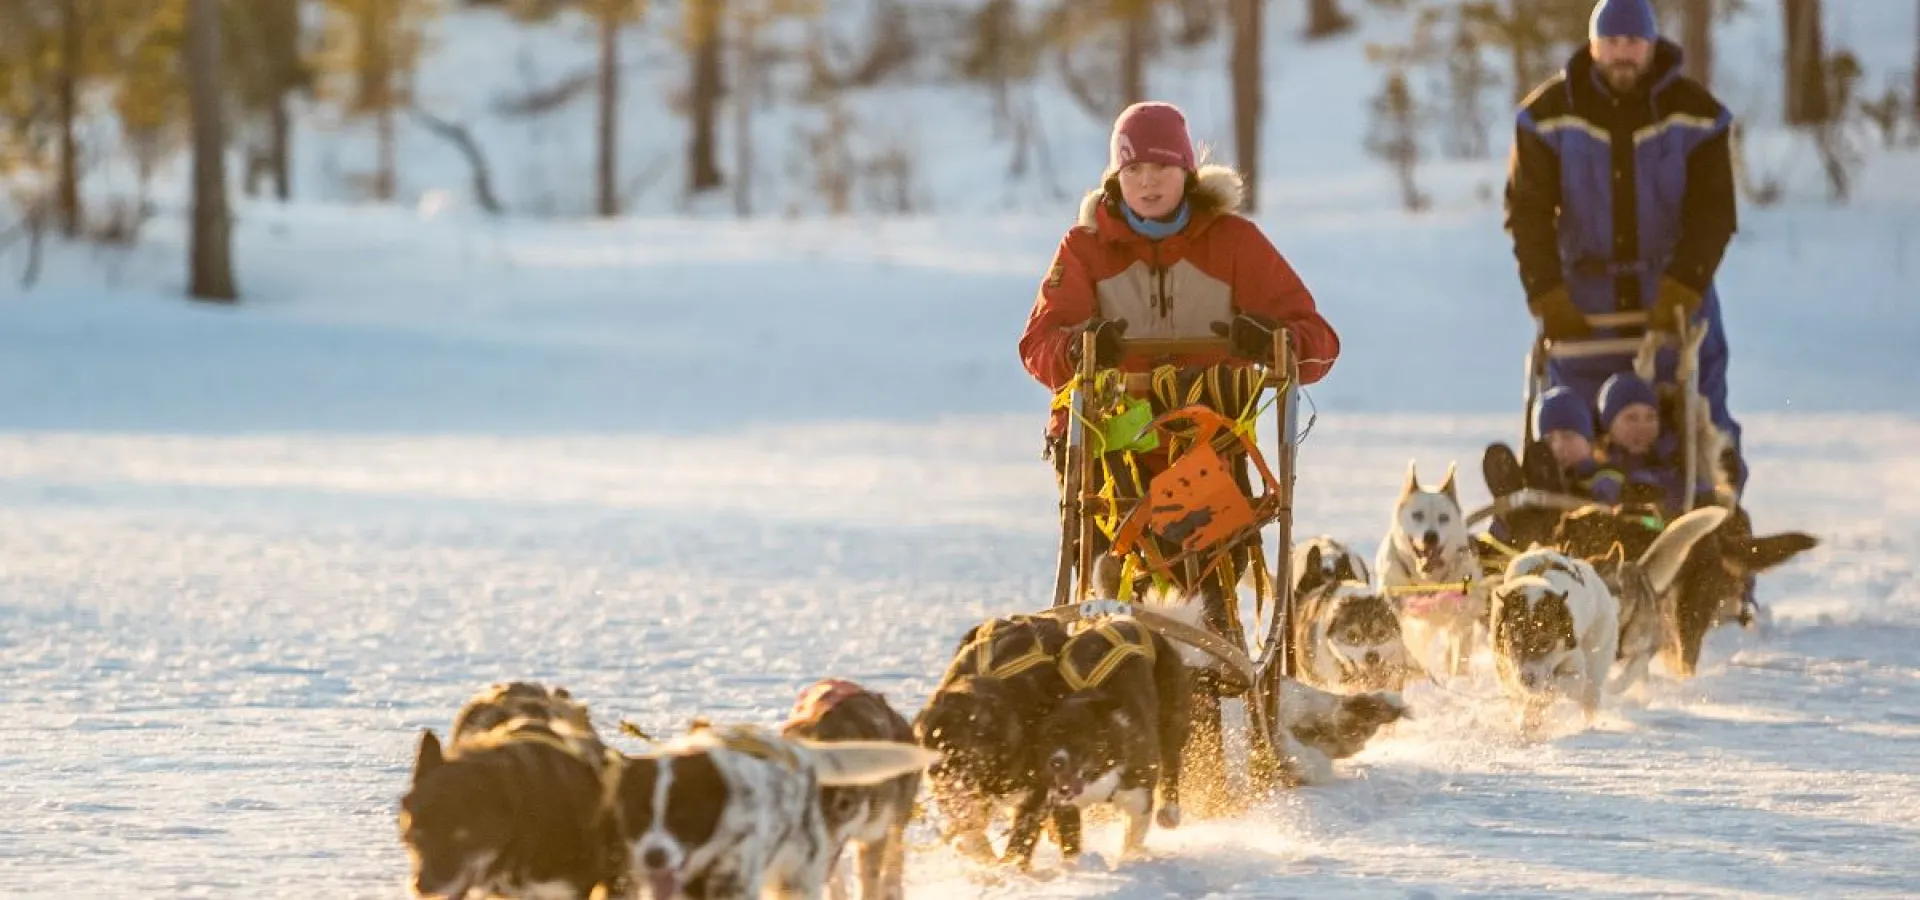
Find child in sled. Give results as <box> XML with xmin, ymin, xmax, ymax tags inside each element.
<box><xmin>1589</xmin><ymin>372</ymin><xmax>1714</xmax><ymax>517</ymax></box>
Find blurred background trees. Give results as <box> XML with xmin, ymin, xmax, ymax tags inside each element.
<box><xmin>0</xmin><ymin>0</ymin><xmax>1911</xmax><ymax>293</ymax></box>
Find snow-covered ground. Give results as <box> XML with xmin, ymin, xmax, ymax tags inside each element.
<box><xmin>3</xmin><ymin>181</ymin><xmax>1917</xmax><ymax>897</ymax></box>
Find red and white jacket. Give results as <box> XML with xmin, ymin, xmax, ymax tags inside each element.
<box><xmin>1018</xmin><ymin>166</ymin><xmax>1340</xmax><ymax>432</ymax></box>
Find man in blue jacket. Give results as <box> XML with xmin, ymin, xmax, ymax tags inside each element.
<box><xmin>1505</xmin><ymin>0</ymin><xmax>1754</xmax><ymax>619</ymax></box>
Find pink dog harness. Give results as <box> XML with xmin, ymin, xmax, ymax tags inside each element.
<box><xmin>1399</xmin><ymin>588</ymin><xmax>1471</xmax><ymax>617</ymax></box>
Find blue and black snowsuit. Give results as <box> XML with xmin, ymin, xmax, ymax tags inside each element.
<box><xmin>1504</xmin><ymin>40</ymin><xmax>1746</xmax><ymax>490</ymax></box>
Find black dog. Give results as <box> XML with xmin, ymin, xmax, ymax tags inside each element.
<box><xmin>401</xmin><ymin>718</ymin><xmax>624</xmax><ymax>899</ymax></box>
<box><xmin>1036</xmin><ymin>616</ymin><xmax>1191</xmax><ymax>861</ymax></box>
<box><xmin>915</xmin><ymin>615</ymin><xmax>1080</xmax><ymax>869</ymax></box>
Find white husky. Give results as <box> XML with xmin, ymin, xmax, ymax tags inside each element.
<box><xmin>1376</xmin><ymin>461</ymin><xmax>1486</xmax><ymax>679</ymax></box>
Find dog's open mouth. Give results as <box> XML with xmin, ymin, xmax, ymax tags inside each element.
<box><xmin>1412</xmin><ymin>541</ymin><xmax>1448</xmax><ymax>575</ymax></box>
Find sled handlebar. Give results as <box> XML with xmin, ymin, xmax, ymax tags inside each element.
<box><xmin>1541</xmin><ymin>312</ymin><xmax>1688</xmax><ymax>359</ymax></box>
<box><xmin>1118</xmin><ymin>337</ymin><xmax>1235</xmax><ymax>358</ymax></box>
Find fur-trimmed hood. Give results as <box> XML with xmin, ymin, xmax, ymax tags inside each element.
<box><xmin>1077</xmin><ymin>164</ymin><xmax>1247</xmax><ymax>231</ymax></box>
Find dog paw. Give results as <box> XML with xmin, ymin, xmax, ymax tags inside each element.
<box><xmin>1155</xmin><ymin>803</ymin><xmax>1181</xmax><ymax>829</ymax></box>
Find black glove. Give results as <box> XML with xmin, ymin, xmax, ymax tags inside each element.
<box><xmin>1650</xmin><ymin>276</ymin><xmax>1703</xmax><ymax>334</ymax></box>
<box><xmin>1068</xmin><ymin>318</ymin><xmax>1126</xmax><ymax>368</ymax></box>
<box><xmin>1528</xmin><ymin>285</ymin><xmax>1591</xmax><ymax>341</ymax></box>
<box><xmin>1211</xmin><ymin>313</ymin><xmax>1281</xmax><ymax>363</ymax></box>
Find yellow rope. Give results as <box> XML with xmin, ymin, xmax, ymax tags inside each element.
<box><xmin>1061</xmin><ymin>622</ymin><xmax>1156</xmax><ymax>691</ymax></box>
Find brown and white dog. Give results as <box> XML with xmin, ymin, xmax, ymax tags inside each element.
<box><xmin>780</xmin><ymin>680</ymin><xmax>919</xmax><ymax>900</ymax></box>
<box><xmin>400</xmin><ymin>682</ymin><xmax>626</xmax><ymax>900</ymax></box>
<box><xmin>1035</xmin><ymin>616</ymin><xmax>1191</xmax><ymax>861</ymax></box>
<box><xmin>614</xmin><ymin>721</ymin><xmax>936</xmax><ymax>900</ymax></box>
<box><xmin>915</xmin><ymin>614</ymin><xmax>1079</xmax><ymax>869</ymax></box>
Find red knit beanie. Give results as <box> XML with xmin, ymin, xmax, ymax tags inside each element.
<box><xmin>1109</xmin><ymin>101</ymin><xmax>1196</xmax><ymax>172</ymax></box>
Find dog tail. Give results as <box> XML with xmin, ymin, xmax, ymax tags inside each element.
<box><xmin>796</xmin><ymin>739</ymin><xmax>940</xmax><ymax>787</ymax></box>
<box><xmin>1637</xmin><ymin>505</ymin><xmax>1731</xmax><ymax>595</ymax></box>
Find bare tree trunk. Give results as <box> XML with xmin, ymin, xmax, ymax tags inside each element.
<box><xmin>1912</xmin><ymin>0</ymin><xmax>1919</xmax><ymax>126</ymax></box>
<box><xmin>1782</xmin><ymin>0</ymin><xmax>1828</xmax><ymax>125</ymax></box>
<box><xmin>1681</xmin><ymin>0</ymin><xmax>1713</xmax><ymax>88</ymax></box>
<box><xmin>596</xmin><ymin>5</ymin><xmax>620</xmax><ymax>216</ymax></box>
<box><xmin>57</xmin><ymin>0</ymin><xmax>81</xmax><ymax>237</ymax></box>
<box><xmin>1120</xmin><ymin>0</ymin><xmax>1148</xmax><ymax>109</ymax></box>
<box><xmin>265</xmin><ymin>0</ymin><xmax>301</xmax><ymax>201</ymax></box>
<box><xmin>187</xmin><ymin>0</ymin><xmax>237</xmax><ymax>302</ymax></box>
<box><xmin>689</xmin><ymin>0</ymin><xmax>726</xmax><ymax>195</ymax></box>
<box><xmin>1231</xmin><ymin>0</ymin><xmax>1263</xmax><ymax>211</ymax></box>
<box><xmin>733</xmin><ymin>17</ymin><xmax>753</xmax><ymax>217</ymax></box>
<box><xmin>270</xmin><ymin>102</ymin><xmax>292</xmax><ymax>201</ymax></box>
<box><xmin>376</xmin><ymin>104</ymin><xmax>397</xmax><ymax>201</ymax></box>
<box><xmin>1305</xmin><ymin>0</ymin><xmax>1352</xmax><ymax>40</ymax></box>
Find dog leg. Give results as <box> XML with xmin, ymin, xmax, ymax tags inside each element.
<box><xmin>876</xmin><ymin>823</ymin><xmax>906</xmax><ymax>900</ymax></box>
<box><xmin>1116</xmin><ymin>788</ymin><xmax>1154</xmax><ymax>859</ymax></box>
<box><xmin>853</xmin><ymin>838</ymin><xmax>886</xmax><ymax>900</ymax></box>
<box><xmin>825</xmin><ymin>852</ymin><xmax>851</xmax><ymax>900</ymax></box>
<box><xmin>1049</xmin><ymin>805</ymin><xmax>1083</xmax><ymax>861</ymax></box>
<box><xmin>939</xmin><ymin>796</ymin><xmax>995</xmax><ymax>863</ymax></box>
<box><xmin>1001</xmin><ymin>791</ymin><xmax>1051</xmax><ymax>870</ymax></box>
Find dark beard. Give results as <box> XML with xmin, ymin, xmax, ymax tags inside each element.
<box><xmin>1601</xmin><ymin>63</ymin><xmax>1647</xmax><ymax>94</ymax></box>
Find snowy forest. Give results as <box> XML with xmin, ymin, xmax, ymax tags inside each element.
<box><xmin>2</xmin><ymin>0</ymin><xmax>1916</xmax><ymax>301</ymax></box>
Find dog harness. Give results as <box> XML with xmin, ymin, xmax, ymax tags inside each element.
<box><xmin>967</xmin><ymin>620</ymin><xmax>1056</xmax><ymax>681</ymax></box>
<box><xmin>1386</xmin><ymin>579</ymin><xmax>1475</xmax><ymax>617</ymax></box>
<box><xmin>1059</xmin><ymin>621</ymin><xmax>1157</xmax><ymax>691</ymax></box>
<box><xmin>693</xmin><ymin>723</ymin><xmax>803</xmax><ymax>772</ymax></box>
<box><xmin>783</xmin><ymin>679</ymin><xmax>870</xmax><ymax>731</ymax></box>
<box><xmin>459</xmin><ymin>724</ymin><xmax>627</xmax><ymax>823</ymax></box>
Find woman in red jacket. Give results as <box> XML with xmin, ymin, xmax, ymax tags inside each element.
<box><xmin>1021</xmin><ymin>101</ymin><xmax>1340</xmax><ymax>611</ymax></box>
<box><xmin>1019</xmin><ymin>100</ymin><xmax>1340</xmax><ymax>402</ymax></box>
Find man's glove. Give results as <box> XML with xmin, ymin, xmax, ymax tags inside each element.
<box><xmin>1528</xmin><ymin>285</ymin><xmax>1591</xmax><ymax>341</ymax></box>
<box><xmin>1650</xmin><ymin>276</ymin><xmax>1703</xmax><ymax>333</ymax></box>
<box><xmin>1068</xmin><ymin>318</ymin><xmax>1126</xmax><ymax>368</ymax></box>
<box><xmin>1211</xmin><ymin>312</ymin><xmax>1281</xmax><ymax>363</ymax></box>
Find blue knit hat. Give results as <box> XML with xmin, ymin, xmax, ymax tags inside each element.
<box><xmin>1590</xmin><ymin>0</ymin><xmax>1658</xmax><ymax>40</ymax></box>
<box><xmin>1598</xmin><ymin>372</ymin><xmax>1660</xmax><ymax>430</ymax></box>
<box><xmin>1534</xmin><ymin>386</ymin><xmax>1596</xmax><ymax>441</ymax></box>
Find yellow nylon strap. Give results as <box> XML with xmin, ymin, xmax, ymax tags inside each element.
<box><xmin>1060</xmin><ymin>622</ymin><xmax>1157</xmax><ymax>691</ymax></box>
<box><xmin>1479</xmin><ymin>534</ymin><xmax>1523</xmax><ymax>561</ymax></box>
<box><xmin>1383</xmin><ymin>578</ymin><xmax>1475</xmax><ymax>597</ymax></box>
<box><xmin>711</xmin><ymin>726</ymin><xmax>802</xmax><ymax>771</ymax></box>
<box><xmin>977</xmin><ymin>639</ymin><xmax>1055</xmax><ymax>680</ymax></box>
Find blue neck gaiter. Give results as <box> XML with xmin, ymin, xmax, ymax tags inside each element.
<box><xmin>1121</xmin><ymin>200</ymin><xmax>1191</xmax><ymax>240</ymax></box>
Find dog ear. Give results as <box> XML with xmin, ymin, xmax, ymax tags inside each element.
<box><xmin>1738</xmin><ymin>531</ymin><xmax>1819</xmax><ymax>573</ymax></box>
<box><xmin>1304</xmin><ymin>545</ymin><xmax>1323</xmax><ymax>578</ymax></box>
<box><xmin>413</xmin><ymin>729</ymin><xmax>445</xmax><ymax>783</ymax></box>
<box><xmin>1401</xmin><ymin>460</ymin><xmax>1420</xmax><ymax>498</ymax></box>
<box><xmin>1438</xmin><ymin>462</ymin><xmax>1459</xmax><ymax>502</ymax></box>
<box><xmin>1331</xmin><ymin>553</ymin><xmax>1358</xmax><ymax>584</ymax></box>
